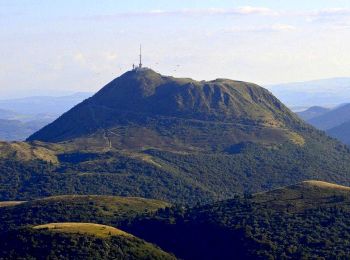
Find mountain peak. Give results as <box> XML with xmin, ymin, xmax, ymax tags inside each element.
<box><xmin>27</xmin><ymin>70</ymin><xmax>303</xmax><ymax>147</ymax></box>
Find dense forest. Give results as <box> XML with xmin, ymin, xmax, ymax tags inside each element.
<box><xmin>125</xmin><ymin>191</ymin><xmax>350</xmax><ymax>259</ymax></box>
<box><xmin>1</xmin><ymin>134</ymin><xmax>350</xmax><ymax>206</ymax></box>
<box><xmin>1</xmin><ymin>182</ymin><xmax>349</xmax><ymax>259</ymax></box>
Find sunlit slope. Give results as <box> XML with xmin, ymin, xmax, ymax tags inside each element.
<box><xmin>0</xmin><ymin>222</ymin><xmax>176</xmax><ymax>260</ymax></box>
<box><xmin>0</xmin><ymin>195</ymin><xmax>169</xmax><ymax>230</ymax></box>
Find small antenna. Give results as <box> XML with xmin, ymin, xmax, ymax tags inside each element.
<box><xmin>139</xmin><ymin>44</ymin><xmax>142</xmax><ymax>68</ymax></box>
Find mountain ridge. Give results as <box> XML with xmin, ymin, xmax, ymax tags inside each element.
<box><xmin>28</xmin><ymin>69</ymin><xmax>304</xmax><ymax>150</ymax></box>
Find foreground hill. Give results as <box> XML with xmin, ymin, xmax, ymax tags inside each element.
<box><xmin>0</xmin><ymin>195</ymin><xmax>169</xmax><ymax>231</ymax></box>
<box><xmin>0</xmin><ymin>222</ymin><xmax>175</xmax><ymax>259</ymax></box>
<box><xmin>1</xmin><ymin>181</ymin><xmax>350</xmax><ymax>258</ymax></box>
<box><xmin>125</xmin><ymin>180</ymin><xmax>350</xmax><ymax>259</ymax></box>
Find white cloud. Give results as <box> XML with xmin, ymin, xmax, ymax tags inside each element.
<box><xmin>225</xmin><ymin>24</ymin><xmax>296</xmax><ymax>33</ymax></box>
<box><xmin>311</xmin><ymin>8</ymin><xmax>350</xmax><ymax>16</ymax></box>
<box><xmin>84</xmin><ymin>6</ymin><xmax>278</xmax><ymax>20</ymax></box>
<box><xmin>304</xmin><ymin>8</ymin><xmax>350</xmax><ymax>24</ymax></box>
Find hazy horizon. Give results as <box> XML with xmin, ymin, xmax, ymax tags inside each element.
<box><xmin>2</xmin><ymin>0</ymin><xmax>350</xmax><ymax>98</ymax></box>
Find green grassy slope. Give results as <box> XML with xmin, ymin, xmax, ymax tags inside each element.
<box><xmin>0</xmin><ymin>223</ymin><xmax>176</xmax><ymax>260</ymax></box>
<box><xmin>0</xmin><ymin>195</ymin><xmax>169</xmax><ymax>231</ymax></box>
<box><xmin>33</xmin><ymin>222</ymin><xmax>133</xmax><ymax>238</ymax></box>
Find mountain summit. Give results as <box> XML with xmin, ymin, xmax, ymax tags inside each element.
<box><xmin>28</xmin><ymin>69</ymin><xmax>304</xmax><ymax>151</ymax></box>
<box><xmin>14</xmin><ymin>69</ymin><xmax>349</xmax><ymax>204</ymax></box>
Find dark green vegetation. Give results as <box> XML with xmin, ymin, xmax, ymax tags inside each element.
<box><xmin>0</xmin><ymin>224</ymin><xmax>175</xmax><ymax>260</ymax></box>
<box><xmin>1</xmin><ymin>181</ymin><xmax>350</xmax><ymax>259</ymax></box>
<box><xmin>0</xmin><ymin>197</ymin><xmax>175</xmax><ymax>259</ymax></box>
<box><xmin>0</xmin><ymin>195</ymin><xmax>168</xmax><ymax>231</ymax></box>
<box><xmin>124</xmin><ymin>181</ymin><xmax>350</xmax><ymax>259</ymax></box>
<box><xmin>0</xmin><ymin>69</ymin><xmax>348</xmax><ymax>205</ymax></box>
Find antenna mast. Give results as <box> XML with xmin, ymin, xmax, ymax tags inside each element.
<box><xmin>139</xmin><ymin>44</ymin><xmax>142</xmax><ymax>68</ymax></box>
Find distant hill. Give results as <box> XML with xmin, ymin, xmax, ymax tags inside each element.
<box><xmin>296</xmin><ymin>106</ymin><xmax>331</xmax><ymax>121</ymax></box>
<box><xmin>327</xmin><ymin>122</ymin><xmax>350</xmax><ymax>145</ymax></box>
<box><xmin>296</xmin><ymin>103</ymin><xmax>350</xmax><ymax>145</ymax></box>
<box><xmin>0</xmin><ymin>119</ymin><xmax>50</xmax><ymax>141</ymax></box>
<box><xmin>0</xmin><ymin>92</ymin><xmax>92</xmax><ymax>118</ymax></box>
<box><xmin>0</xmin><ymin>93</ymin><xmax>92</xmax><ymax>141</ymax></box>
<box><xmin>267</xmin><ymin>77</ymin><xmax>350</xmax><ymax>107</ymax></box>
<box><xmin>307</xmin><ymin>103</ymin><xmax>350</xmax><ymax>130</ymax></box>
<box><xmin>0</xmin><ymin>109</ymin><xmax>18</xmax><ymax>120</ymax></box>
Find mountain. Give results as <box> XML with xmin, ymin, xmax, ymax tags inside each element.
<box><xmin>0</xmin><ymin>109</ymin><xmax>18</xmax><ymax>120</ymax></box>
<box><xmin>307</xmin><ymin>103</ymin><xmax>350</xmax><ymax>130</ymax></box>
<box><xmin>0</xmin><ymin>68</ymin><xmax>346</xmax><ymax>205</ymax></box>
<box><xmin>267</xmin><ymin>77</ymin><xmax>350</xmax><ymax>107</ymax></box>
<box><xmin>327</xmin><ymin>122</ymin><xmax>350</xmax><ymax>145</ymax></box>
<box><xmin>0</xmin><ymin>119</ymin><xmax>50</xmax><ymax>141</ymax></box>
<box><xmin>125</xmin><ymin>180</ymin><xmax>350</xmax><ymax>259</ymax></box>
<box><xmin>28</xmin><ymin>68</ymin><xmax>303</xmax><ymax>145</ymax></box>
<box><xmin>0</xmin><ymin>93</ymin><xmax>92</xmax><ymax>141</ymax></box>
<box><xmin>0</xmin><ymin>92</ymin><xmax>92</xmax><ymax>118</ymax></box>
<box><xmin>295</xmin><ymin>103</ymin><xmax>350</xmax><ymax>145</ymax></box>
<box><xmin>296</xmin><ymin>106</ymin><xmax>331</xmax><ymax>121</ymax></box>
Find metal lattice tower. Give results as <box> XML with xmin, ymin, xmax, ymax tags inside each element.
<box><xmin>139</xmin><ymin>45</ymin><xmax>142</xmax><ymax>68</ymax></box>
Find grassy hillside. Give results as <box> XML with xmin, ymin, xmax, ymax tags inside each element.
<box><xmin>0</xmin><ymin>195</ymin><xmax>169</xmax><ymax>231</ymax></box>
<box><xmin>253</xmin><ymin>180</ymin><xmax>350</xmax><ymax>212</ymax></box>
<box><xmin>33</xmin><ymin>222</ymin><xmax>133</xmax><ymax>238</ymax></box>
<box><xmin>0</xmin><ymin>223</ymin><xmax>176</xmax><ymax>260</ymax></box>
<box><xmin>124</xmin><ymin>180</ymin><xmax>350</xmax><ymax>259</ymax></box>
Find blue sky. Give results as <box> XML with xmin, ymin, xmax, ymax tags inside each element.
<box><xmin>1</xmin><ymin>0</ymin><xmax>350</xmax><ymax>98</ymax></box>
